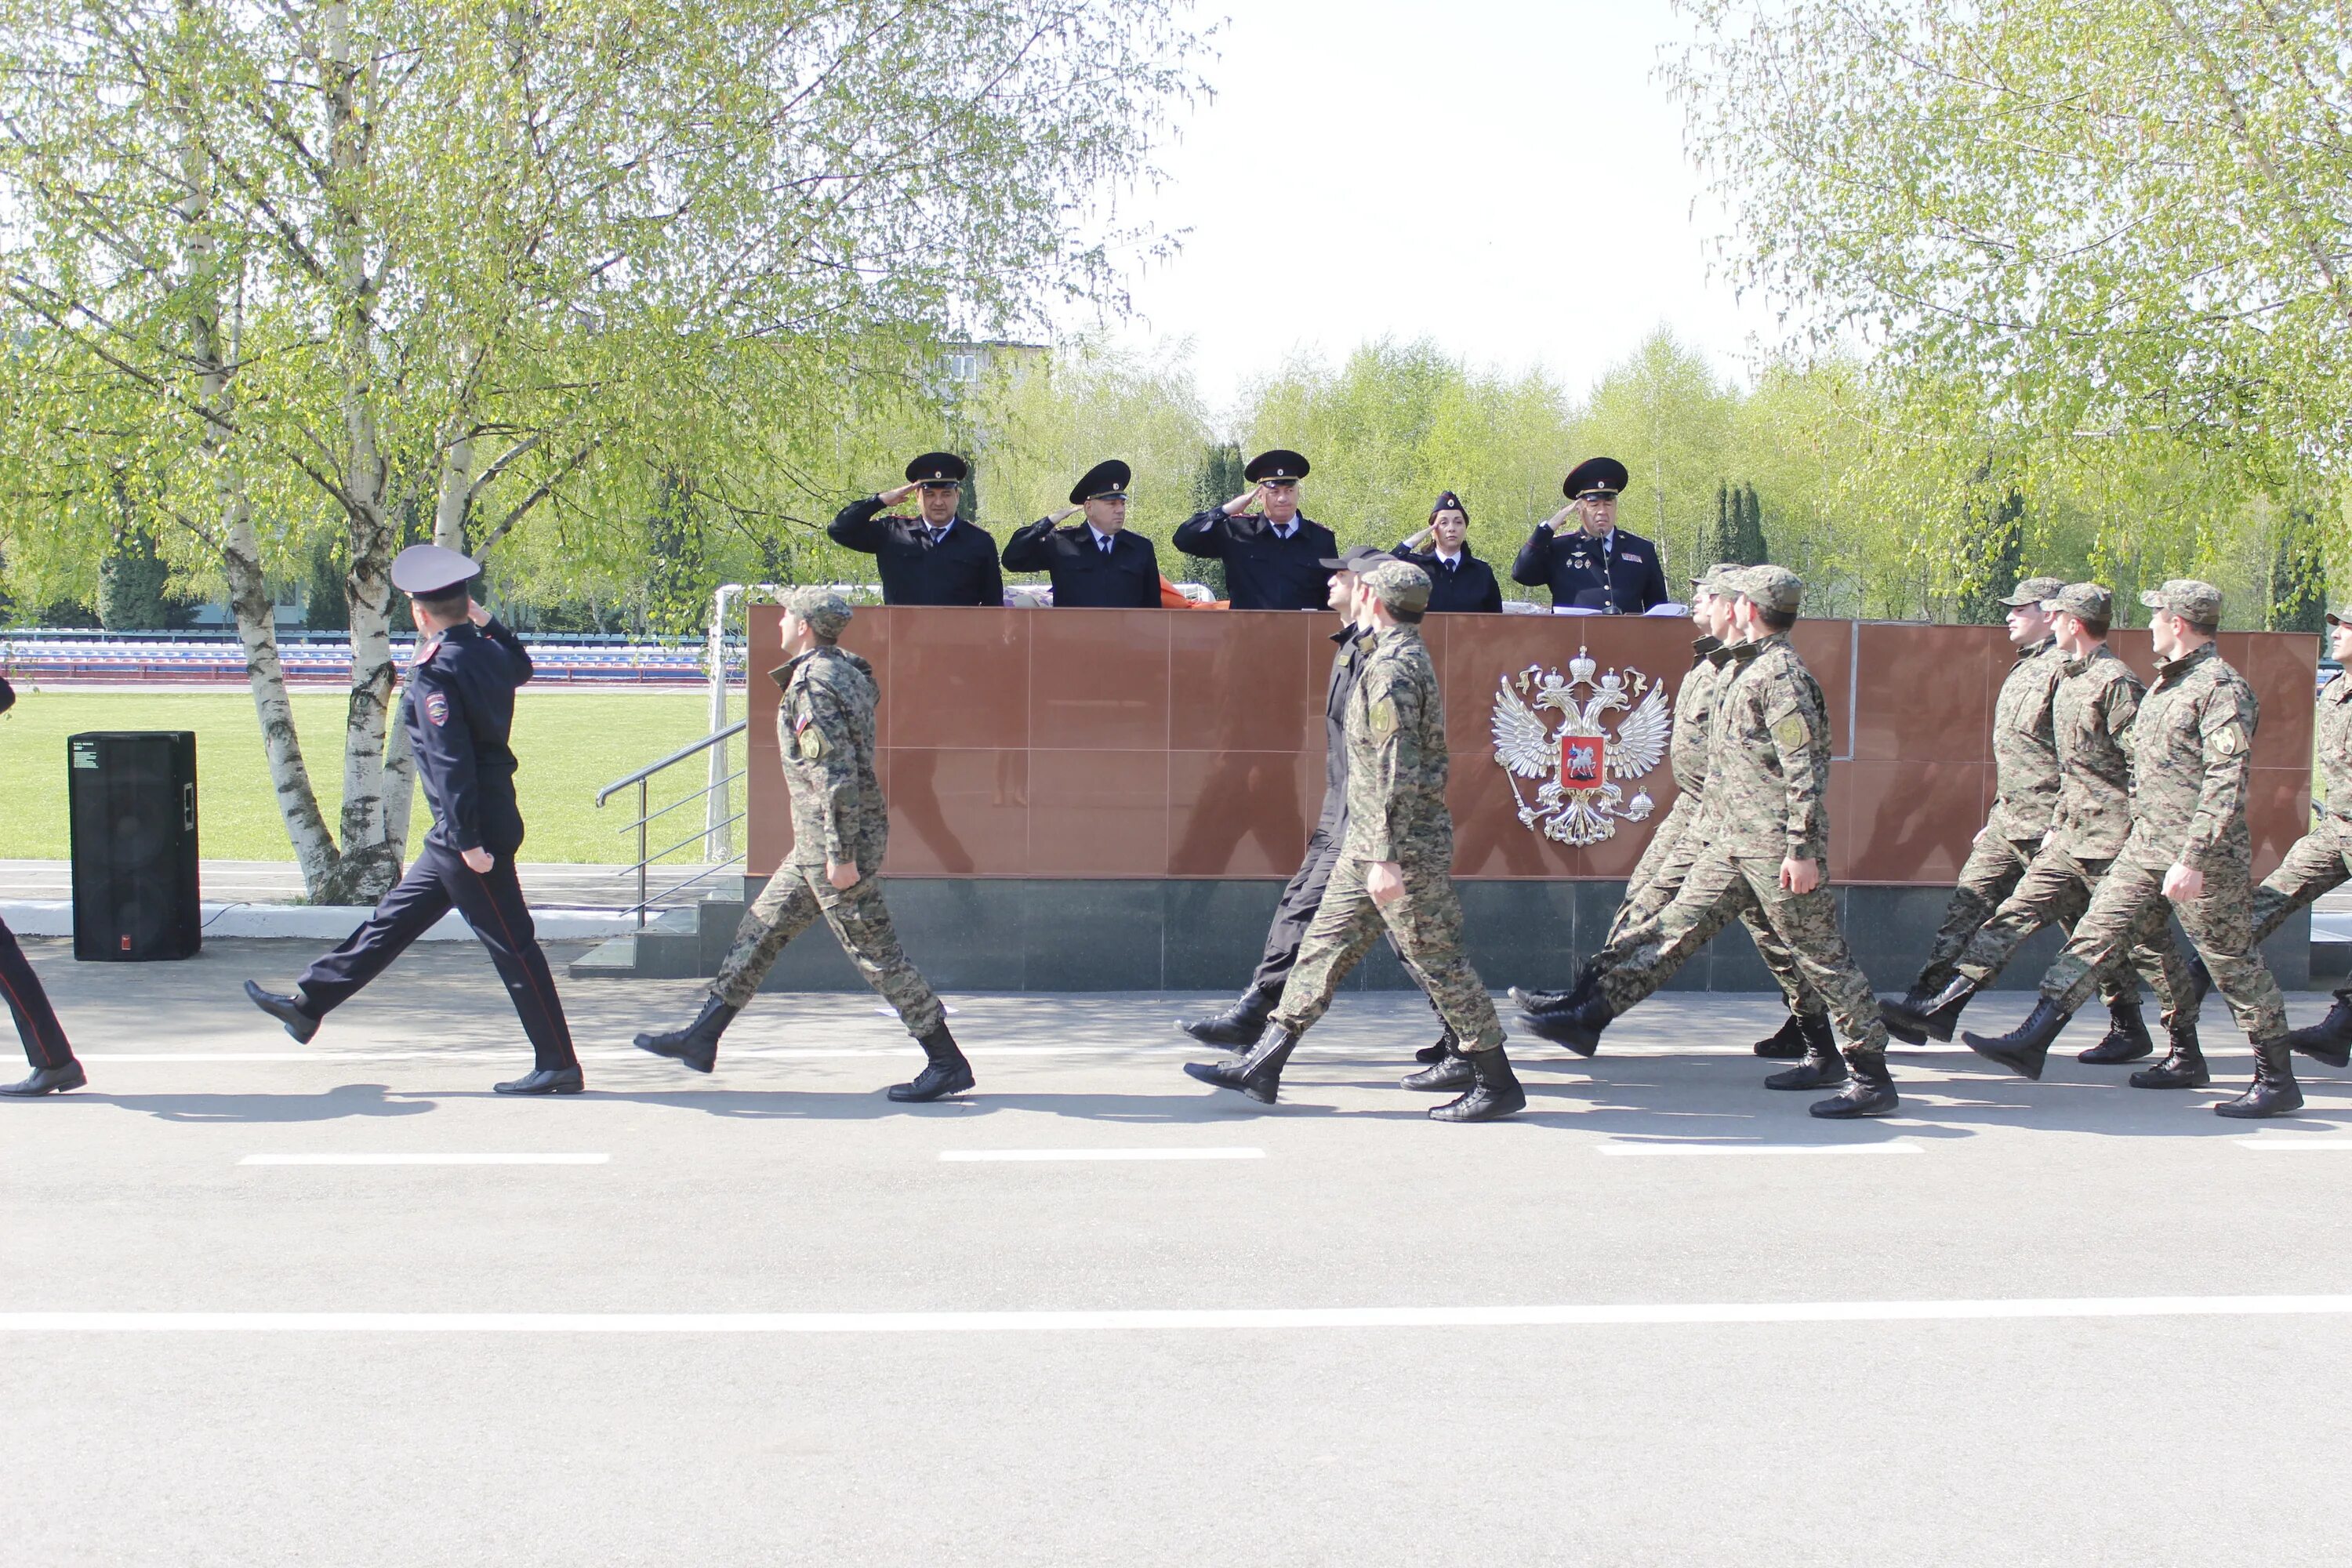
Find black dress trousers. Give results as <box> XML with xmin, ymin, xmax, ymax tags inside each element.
<box><xmin>296</xmin><ymin>842</ymin><xmax>578</xmax><ymax>1071</ymax></box>
<box><xmin>0</xmin><ymin>916</ymin><xmax>73</xmax><ymax>1070</ymax></box>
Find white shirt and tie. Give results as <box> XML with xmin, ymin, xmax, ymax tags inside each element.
<box><xmin>1089</xmin><ymin>525</ymin><xmax>1118</xmax><ymax>555</ymax></box>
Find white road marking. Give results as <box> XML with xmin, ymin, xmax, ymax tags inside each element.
<box><xmin>238</xmin><ymin>1153</ymin><xmax>610</xmax><ymax>1167</ymax></box>
<box><xmin>1599</xmin><ymin>1140</ymin><xmax>1922</xmax><ymax>1157</ymax></box>
<box><xmin>5</xmin><ymin>1295</ymin><xmax>2352</xmax><ymax>1333</ymax></box>
<box><xmin>2235</xmin><ymin>1138</ymin><xmax>2352</xmax><ymax>1151</ymax></box>
<box><xmin>939</xmin><ymin>1147</ymin><xmax>1264</xmax><ymax>1163</ymax></box>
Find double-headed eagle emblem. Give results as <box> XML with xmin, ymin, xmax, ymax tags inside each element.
<box><xmin>1491</xmin><ymin>648</ymin><xmax>1671</xmax><ymax>845</ymax></box>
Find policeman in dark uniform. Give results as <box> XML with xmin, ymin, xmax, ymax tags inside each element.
<box><xmin>828</xmin><ymin>452</ymin><xmax>1005</xmax><ymax>606</ymax></box>
<box><xmin>1000</xmin><ymin>459</ymin><xmax>1161</xmax><ymax>608</ymax></box>
<box><xmin>1511</xmin><ymin>457</ymin><xmax>1671</xmax><ymax>613</ymax></box>
<box><xmin>0</xmin><ymin>673</ymin><xmax>85</xmax><ymax>1097</ymax></box>
<box><xmin>1394</xmin><ymin>490</ymin><xmax>1503</xmax><ymax>613</ymax></box>
<box><xmin>243</xmin><ymin>544</ymin><xmax>585</xmax><ymax>1095</ymax></box>
<box><xmin>1173</xmin><ymin>448</ymin><xmax>1338</xmax><ymax>610</ymax></box>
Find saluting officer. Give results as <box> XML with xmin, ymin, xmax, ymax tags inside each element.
<box><xmin>634</xmin><ymin>588</ymin><xmax>974</xmax><ymax>1102</ymax></box>
<box><xmin>1000</xmin><ymin>459</ymin><xmax>1161</xmax><ymax>608</ymax></box>
<box><xmin>1174</xmin><ymin>448</ymin><xmax>1338</xmax><ymax>611</ymax></box>
<box><xmin>0</xmin><ymin>673</ymin><xmax>85</xmax><ymax>1097</ymax></box>
<box><xmin>1392</xmin><ymin>491</ymin><xmax>1503</xmax><ymax>613</ymax></box>
<box><xmin>1511</xmin><ymin>457</ymin><xmax>1671</xmax><ymax>614</ymax></box>
<box><xmin>828</xmin><ymin>452</ymin><xmax>1004</xmax><ymax>607</ymax></box>
<box><xmin>244</xmin><ymin>545</ymin><xmax>584</xmax><ymax>1095</ymax></box>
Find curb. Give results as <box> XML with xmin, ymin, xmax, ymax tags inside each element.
<box><xmin>0</xmin><ymin>900</ymin><xmax>640</xmax><ymax>942</ymax></box>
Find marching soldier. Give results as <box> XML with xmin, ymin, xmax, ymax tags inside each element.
<box><xmin>1183</xmin><ymin>560</ymin><xmax>1526</xmax><ymax>1122</ymax></box>
<box><xmin>2247</xmin><ymin>606</ymin><xmax>2352</xmax><ymax>1066</ymax></box>
<box><xmin>1510</xmin><ymin>457</ymin><xmax>1671</xmax><ymax>614</ymax></box>
<box><xmin>828</xmin><ymin>452</ymin><xmax>1004</xmax><ymax>607</ymax></box>
<box><xmin>0</xmin><ymin>673</ymin><xmax>85</xmax><ymax>1097</ymax></box>
<box><xmin>1173</xmin><ymin>448</ymin><xmax>1337</xmax><ymax>611</ymax></box>
<box><xmin>1517</xmin><ymin>565</ymin><xmax>1899</xmax><ymax>1119</ymax></box>
<box><xmin>634</xmin><ymin>587</ymin><xmax>974</xmax><ymax>1102</ymax></box>
<box><xmin>1882</xmin><ymin>583</ymin><xmax>2198</xmax><ymax>1064</ymax></box>
<box><xmin>1000</xmin><ymin>459</ymin><xmax>1161</xmax><ymax>608</ymax></box>
<box><xmin>1393</xmin><ymin>491</ymin><xmax>1503</xmax><ymax>614</ymax></box>
<box><xmin>244</xmin><ymin>545</ymin><xmax>584</xmax><ymax>1094</ymax></box>
<box><xmin>1963</xmin><ymin>580</ymin><xmax>2299</xmax><ymax>1116</ymax></box>
<box><xmin>1881</xmin><ymin>578</ymin><xmax>2152</xmax><ymax>1056</ymax></box>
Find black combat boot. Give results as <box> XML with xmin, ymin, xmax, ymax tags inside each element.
<box><xmin>1428</xmin><ymin>1044</ymin><xmax>1527</xmax><ymax>1122</ymax></box>
<box><xmin>244</xmin><ymin>980</ymin><xmax>321</xmax><ymax>1044</ymax></box>
<box><xmin>888</xmin><ymin>1026</ymin><xmax>976</xmax><ymax>1102</ymax></box>
<box><xmin>1520</xmin><ymin>993</ymin><xmax>1610</xmax><ymax>1058</ymax></box>
<box><xmin>1401</xmin><ymin>1036</ymin><xmax>1474</xmax><ymax>1092</ymax></box>
<box><xmin>1809</xmin><ymin>1047</ymin><xmax>1897</xmax><ymax>1118</ymax></box>
<box><xmin>1753</xmin><ymin>1012</ymin><xmax>1809</xmax><ymax>1058</ymax></box>
<box><xmin>2078</xmin><ymin>996</ymin><xmax>2154</xmax><ymax>1064</ymax></box>
<box><xmin>2129</xmin><ymin>1014</ymin><xmax>2209</xmax><ymax>1088</ymax></box>
<box><xmin>1184</xmin><ymin>1027</ymin><xmax>1301</xmax><ymax>1105</ymax></box>
<box><xmin>0</xmin><ymin>1062</ymin><xmax>86</xmax><ymax>1096</ymax></box>
<box><xmin>1181</xmin><ymin>983</ymin><xmax>1280</xmax><ymax>1048</ymax></box>
<box><xmin>1961</xmin><ymin>996</ymin><xmax>2073</xmax><ymax>1080</ymax></box>
<box><xmin>633</xmin><ymin>996</ymin><xmax>738</xmax><ymax>1073</ymax></box>
<box><xmin>1414</xmin><ymin>1024</ymin><xmax>1457</xmax><ymax>1065</ymax></box>
<box><xmin>1882</xmin><ymin>975</ymin><xmax>1976</xmax><ymax>1046</ymax></box>
<box><xmin>2284</xmin><ymin>995</ymin><xmax>2352</xmax><ymax>1071</ymax></box>
<box><xmin>2215</xmin><ymin>1040</ymin><xmax>2305</xmax><ymax>1119</ymax></box>
<box><xmin>1764</xmin><ymin>1012</ymin><xmax>1847</xmax><ymax>1090</ymax></box>
<box><xmin>2187</xmin><ymin>956</ymin><xmax>2212</xmax><ymax>1010</ymax></box>
<box><xmin>1509</xmin><ymin>961</ymin><xmax>1600</xmax><ymax>1021</ymax></box>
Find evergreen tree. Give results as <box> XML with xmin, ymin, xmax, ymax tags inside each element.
<box><xmin>1955</xmin><ymin>484</ymin><xmax>2026</xmax><ymax>625</ymax></box>
<box><xmin>96</xmin><ymin>524</ymin><xmax>168</xmax><ymax>631</ymax></box>
<box><xmin>1194</xmin><ymin>443</ymin><xmax>1245</xmax><ymax>510</ymax></box>
<box><xmin>304</xmin><ymin>538</ymin><xmax>349</xmax><ymax>631</ymax></box>
<box><xmin>1708</xmin><ymin>480</ymin><xmax>1732</xmax><ymax>566</ymax></box>
<box><xmin>1740</xmin><ymin>483</ymin><xmax>1769</xmax><ymax>564</ymax></box>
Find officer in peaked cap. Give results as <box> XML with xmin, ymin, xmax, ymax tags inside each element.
<box><xmin>243</xmin><ymin>543</ymin><xmax>585</xmax><ymax>1095</ymax></box>
<box><xmin>828</xmin><ymin>451</ymin><xmax>1004</xmax><ymax>607</ymax></box>
<box><xmin>1000</xmin><ymin>459</ymin><xmax>1161</xmax><ymax>608</ymax></box>
<box><xmin>1510</xmin><ymin>456</ymin><xmax>1671</xmax><ymax>614</ymax></box>
<box><xmin>1392</xmin><ymin>490</ymin><xmax>1503</xmax><ymax>614</ymax></box>
<box><xmin>1174</xmin><ymin>448</ymin><xmax>1338</xmax><ymax>611</ymax></box>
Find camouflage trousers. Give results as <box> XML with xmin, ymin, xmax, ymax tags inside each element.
<box><xmin>1952</xmin><ymin>845</ymin><xmax>2194</xmax><ymax>1016</ymax></box>
<box><xmin>1272</xmin><ymin>855</ymin><xmax>1506</xmax><ymax>1051</ymax></box>
<box><xmin>1595</xmin><ymin>853</ymin><xmax>1889</xmax><ymax>1051</ymax></box>
<box><xmin>1602</xmin><ymin>801</ymin><xmax>1826</xmax><ymax>1018</ymax></box>
<box><xmin>2041</xmin><ymin>855</ymin><xmax>2285</xmax><ymax>1045</ymax></box>
<box><xmin>2250</xmin><ymin>819</ymin><xmax>2352</xmax><ymax>1000</ymax></box>
<box><xmin>1916</xmin><ymin>832</ymin><xmax>2131</xmax><ymax>1005</ymax></box>
<box><xmin>708</xmin><ymin>864</ymin><xmax>946</xmax><ymax>1037</ymax></box>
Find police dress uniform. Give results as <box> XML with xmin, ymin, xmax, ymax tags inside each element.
<box><xmin>1390</xmin><ymin>543</ymin><xmax>1502</xmax><ymax>614</ymax></box>
<box><xmin>1509</xmin><ymin>458</ymin><xmax>1670</xmax><ymax>613</ymax></box>
<box><xmin>1172</xmin><ymin>449</ymin><xmax>1338</xmax><ymax>611</ymax></box>
<box><xmin>0</xmin><ymin>673</ymin><xmax>84</xmax><ymax>1096</ymax></box>
<box><xmin>1000</xmin><ymin>460</ymin><xmax>1161</xmax><ymax>608</ymax></box>
<box><xmin>244</xmin><ymin>545</ymin><xmax>581</xmax><ymax>1094</ymax></box>
<box><xmin>828</xmin><ymin>452</ymin><xmax>1004</xmax><ymax>607</ymax></box>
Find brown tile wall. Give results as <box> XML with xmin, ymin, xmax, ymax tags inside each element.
<box><xmin>746</xmin><ymin>608</ymin><xmax>2318</xmax><ymax>884</ymax></box>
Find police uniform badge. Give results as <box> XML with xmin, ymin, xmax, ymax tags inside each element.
<box><xmin>424</xmin><ymin>690</ymin><xmax>449</xmax><ymax>728</ymax></box>
<box><xmin>1491</xmin><ymin>648</ymin><xmax>1670</xmax><ymax>845</ymax></box>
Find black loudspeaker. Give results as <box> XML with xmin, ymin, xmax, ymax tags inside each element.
<box><xmin>67</xmin><ymin>731</ymin><xmax>201</xmax><ymax>961</ymax></box>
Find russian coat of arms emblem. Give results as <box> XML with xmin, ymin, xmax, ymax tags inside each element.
<box><xmin>1490</xmin><ymin>648</ymin><xmax>1671</xmax><ymax>845</ymax></box>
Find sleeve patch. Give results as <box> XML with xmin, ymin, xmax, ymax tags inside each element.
<box><xmin>798</xmin><ymin>727</ymin><xmax>827</xmax><ymax>760</ymax></box>
<box><xmin>2212</xmin><ymin>724</ymin><xmax>2243</xmax><ymax>757</ymax></box>
<box><xmin>1369</xmin><ymin>697</ymin><xmax>1397</xmax><ymax>737</ymax></box>
<box><xmin>1770</xmin><ymin>713</ymin><xmax>1809</xmax><ymax>750</ymax></box>
<box><xmin>424</xmin><ymin>691</ymin><xmax>448</xmax><ymax>728</ymax></box>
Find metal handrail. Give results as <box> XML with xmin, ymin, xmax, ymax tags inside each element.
<box><xmin>596</xmin><ymin>720</ymin><xmax>746</xmax><ymax>807</ymax></box>
<box><xmin>616</xmin><ymin>770</ymin><xmax>746</xmax><ymax>835</ymax></box>
<box><xmin>616</xmin><ymin>852</ymin><xmax>748</xmax><ymax>920</ymax></box>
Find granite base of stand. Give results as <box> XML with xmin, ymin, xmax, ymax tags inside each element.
<box><xmin>568</xmin><ymin>878</ymin><xmax>2315</xmax><ymax>995</ymax></box>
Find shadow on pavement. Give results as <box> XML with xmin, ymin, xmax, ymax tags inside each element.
<box><xmin>36</xmin><ymin>1083</ymin><xmax>437</xmax><ymax>1123</ymax></box>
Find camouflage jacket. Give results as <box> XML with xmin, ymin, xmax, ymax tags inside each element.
<box><xmin>2319</xmin><ymin>671</ymin><xmax>2352</xmax><ymax>825</ymax></box>
<box><xmin>1701</xmin><ymin>633</ymin><xmax>1832</xmax><ymax>862</ymax></box>
<box><xmin>772</xmin><ymin>645</ymin><xmax>887</xmax><ymax>869</ymax></box>
<box><xmin>1668</xmin><ymin>637</ymin><xmax>1723</xmax><ymax>796</ymax></box>
<box><xmin>1339</xmin><ymin>624</ymin><xmax>1452</xmax><ymax>866</ymax></box>
<box><xmin>1986</xmin><ymin>638</ymin><xmax>2065</xmax><ymax>841</ymax></box>
<box><xmin>2047</xmin><ymin>644</ymin><xmax>2145</xmax><ymax>860</ymax></box>
<box><xmin>2122</xmin><ymin>641</ymin><xmax>2258</xmax><ymax>873</ymax></box>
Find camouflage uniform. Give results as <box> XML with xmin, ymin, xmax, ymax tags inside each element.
<box><xmin>1595</xmin><ymin>626</ymin><xmax>1888</xmax><ymax>1051</ymax></box>
<box><xmin>708</xmin><ymin>637</ymin><xmax>946</xmax><ymax>1038</ymax></box>
<box><xmin>1273</xmin><ymin>618</ymin><xmax>1507</xmax><ymax>1051</ymax></box>
<box><xmin>2036</xmin><ymin>628</ymin><xmax>2284</xmax><ymax>1044</ymax></box>
<box><xmin>2245</xmin><ymin>659</ymin><xmax>2352</xmax><ymax>982</ymax></box>
<box><xmin>1950</xmin><ymin>638</ymin><xmax>2194</xmax><ymax>1009</ymax></box>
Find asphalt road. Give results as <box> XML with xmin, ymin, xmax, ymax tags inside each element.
<box><xmin>7</xmin><ymin>937</ymin><xmax>2352</xmax><ymax>1566</ymax></box>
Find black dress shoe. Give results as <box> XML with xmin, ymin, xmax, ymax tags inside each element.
<box><xmin>0</xmin><ymin>1062</ymin><xmax>86</xmax><ymax>1096</ymax></box>
<box><xmin>494</xmin><ymin>1065</ymin><xmax>585</xmax><ymax>1095</ymax></box>
<box><xmin>888</xmin><ymin>1026</ymin><xmax>976</xmax><ymax>1102</ymax></box>
<box><xmin>634</xmin><ymin>996</ymin><xmax>737</xmax><ymax>1073</ymax></box>
<box><xmin>1428</xmin><ymin>1045</ymin><xmax>1526</xmax><ymax>1122</ymax></box>
<box><xmin>1753</xmin><ymin>1014</ymin><xmax>1808</xmax><ymax>1058</ymax></box>
<box><xmin>245</xmin><ymin>980</ymin><xmax>320</xmax><ymax>1044</ymax></box>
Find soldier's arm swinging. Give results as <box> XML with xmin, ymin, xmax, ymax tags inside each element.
<box><xmin>800</xmin><ymin>684</ymin><xmax>865</xmax><ymax>885</ymax></box>
<box><xmin>412</xmin><ymin>668</ymin><xmax>489</xmax><ymax>869</ymax></box>
<box><xmin>2169</xmin><ymin>684</ymin><xmax>2258</xmax><ymax>899</ymax></box>
<box><xmin>1761</xmin><ymin>684</ymin><xmax>1832</xmax><ymax>892</ymax></box>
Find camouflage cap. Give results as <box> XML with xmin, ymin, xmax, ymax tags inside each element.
<box><xmin>2044</xmin><ymin>582</ymin><xmax>2113</xmax><ymax>623</ymax></box>
<box><xmin>2328</xmin><ymin>608</ymin><xmax>2352</xmax><ymax>629</ymax></box>
<box><xmin>1733</xmin><ymin>564</ymin><xmax>1803</xmax><ymax>614</ymax></box>
<box><xmin>1687</xmin><ymin>561</ymin><xmax>1741</xmax><ymax>596</ymax></box>
<box><xmin>783</xmin><ymin>586</ymin><xmax>852</xmax><ymax>640</ymax></box>
<box><xmin>1998</xmin><ymin>575</ymin><xmax>2067</xmax><ymax>608</ymax></box>
<box><xmin>1359</xmin><ymin>558</ymin><xmax>1432</xmax><ymax>614</ymax></box>
<box><xmin>2139</xmin><ymin>579</ymin><xmax>2223</xmax><ymax>626</ymax></box>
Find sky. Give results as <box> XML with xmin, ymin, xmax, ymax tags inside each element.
<box><xmin>1083</xmin><ymin>0</ymin><xmax>1786</xmax><ymax>417</ymax></box>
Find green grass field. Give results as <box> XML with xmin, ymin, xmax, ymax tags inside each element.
<box><xmin>0</xmin><ymin>688</ymin><xmax>717</xmax><ymax>862</ymax></box>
